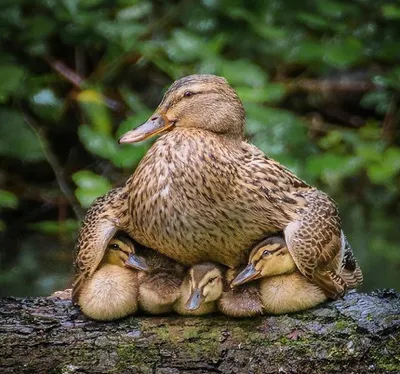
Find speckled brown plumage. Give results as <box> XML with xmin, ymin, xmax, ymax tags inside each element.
<box><xmin>72</xmin><ymin>187</ymin><xmax>129</xmax><ymax>303</ymax></box>
<box><xmin>118</xmin><ymin>74</ymin><xmax>353</xmax><ymax>298</ymax></box>
<box><xmin>74</xmin><ymin>74</ymin><xmax>362</xmax><ymax>304</ymax></box>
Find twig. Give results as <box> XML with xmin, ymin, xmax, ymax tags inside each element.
<box><xmin>282</xmin><ymin>78</ymin><xmax>376</xmax><ymax>94</ymax></box>
<box><xmin>44</xmin><ymin>56</ymin><xmax>126</xmax><ymax>113</ymax></box>
<box><xmin>21</xmin><ymin>108</ymin><xmax>84</xmax><ymax>220</ymax></box>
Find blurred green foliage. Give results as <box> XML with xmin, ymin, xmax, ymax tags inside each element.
<box><xmin>0</xmin><ymin>0</ymin><xmax>399</xmax><ymax>295</ymax></box>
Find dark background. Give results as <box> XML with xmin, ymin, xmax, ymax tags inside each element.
<box><xmin>0</xmin><ymin>0</ymin><xmax>399</xmax><ymax>297</ymax></box>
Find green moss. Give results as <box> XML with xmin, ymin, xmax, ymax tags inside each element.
<box><xmin>116</xmin><ymin>343</ymin><xmax>158</xmax><ymax>372</ymax></box>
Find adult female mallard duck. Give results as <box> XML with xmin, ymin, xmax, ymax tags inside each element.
<box><xmin>75</xmin><ymin>236</ymin><xmax>145</xmax><ymax>321</ymax></box>
<box><xmin>117</xmin><ymin>74</ymin><xmax>353</xmax><ymax>299</ymax></box>
<box><xmin>231</xmin><ymin>236</ymin><xmax>363</xmax><ymax>314</ymax></box>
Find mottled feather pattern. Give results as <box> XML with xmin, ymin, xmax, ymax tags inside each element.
<box><xmin>72</xmin><ymin>187</ymin><xmax>129</xmax><ymax>302</ymax></box>
<box><xmin>340</xmin><ymin>236</ymin><xmax>363</xmax><ymax>287</ymax></box>
<box><xmin>284</xmin><ymin>189</ymin><xmax>344</xmax><ymax>297</ymax></box>
<box><xmin>127</xmin><ymin>129</ymin><xmax>313</xmax><ymax>268</ymax></box>
<box><xmin>73</xmin><ymin>74</ymin><xmax>363</xmax><ymax>311</ymax></box>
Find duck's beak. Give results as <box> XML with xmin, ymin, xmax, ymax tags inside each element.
<box><xmin>118</xmin><ymin>113</ymin><xmax>175</xmax><ymax>144</ymax></box>
<box><xmin>185</xmin><ymin>288</ymin><xmax>205</xmax><ymax>311</ymax></box>
<box><xmin>231</xmin><ymin>264</ymin><xmax>261</xmax><ymax>287</ymax></box>
<box><xmin>125</xmin><ymin>253</ymin><xmax>150</xmax><ymax>272</ymax></box>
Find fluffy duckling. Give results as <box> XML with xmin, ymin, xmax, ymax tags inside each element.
<box><xmin>174</xmin><ymin>263</ymin><xmax>263</xmax><ymax>317</ymax></box>
<box><xmin>232</xmin><ymin>236</ymin><xmax>362</xmax><ymax>314</ymax></box>
<box><xmin>125</xmin><ymin>246</ymin><xmax>185</xmax><ymax>315</ymax></box>
<box><xmin>232</xmin><ymin>236</ymin><xmax>327</xmax><ymax>314</ymax></box>
<box><xmin>77</xmin><ymin>237</ymin><xmax>143</xmax><ymax>321</ymax></box>
<box><xmin>174</xmin><ymin>263</ymin><xmax>223</xmax><ymax>316</ymax></box>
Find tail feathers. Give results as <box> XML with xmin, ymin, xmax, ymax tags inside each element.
<box><xmin>341</xmin><ymin>265</ymin><xmax>363</xmax><ymax>289</ymax></box>
<box><xmin>340</xmin><ymin>236</ymin><xmax>363</xmax><ymax>288</ymax></box>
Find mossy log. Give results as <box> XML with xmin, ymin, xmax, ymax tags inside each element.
<box><xmin>1</xmin><ymin>290</ymin><xmax>399</xmax><ymax>374</ymax></box>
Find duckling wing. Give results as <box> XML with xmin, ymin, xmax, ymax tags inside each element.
<box><xmin>284</xmin><ymin>190</ymin><xmax>347</xmax><ymax>299</ymax></box>
<box><xmin>72</xmin><ymin>188</ymin><xmax>126</xmax><ymax>303</ymax></box>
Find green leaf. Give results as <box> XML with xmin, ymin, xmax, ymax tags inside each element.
<box><xmin>28</xmin><ymin>219</ymin><xmax>79</xmax><ymax>234</ymax></box>
<box><xmin>78</xmin><ymin>124</ymin><xmax>117</xmax><ymax>160</ymax></box>
<box><xmin>382</xmin><ymin>5</ymin><xmax>400</xmax><ymax>19</ymax></box>
<box><xmin>167</xmin><ymin>29</ymin><xmax>207</xmax><ymax>62</ymax></box>
<box><xmin>324</xmin><ymin>37</ymin><xmax>363</xmax><ymax>69</ymax></box>
<box><xmin>237</xmin><ymin>83</ymin><xmax>286</xmax><ymax>104</ymax></box>
<box><xmin>0</xmin><ymin>109</ymin><xmax>44</xmax><ymax>161</ymax></box>
<box><xmin>29</xmin><ymin>88</ymin><xmax>64</xmax><ymax>120</ymax></box>
<box><xmin>72</xmin><ymin>170</ymin><xmax>112</xmax><ymax>208</ymax></box>
<box><xmin>0</xmin><ymin>65</ymin><xmax>25</xmax><ymax>99</ymax></box>
<box><xmin>216</xmin><ymin>59</ymin><xmax>267</xmax><ymax>87</ymax></box>
<box><xmin>0</xmin><ymin>189</ymin><xmax>18</xmax><ymax>209</ymax></box>
<box><xmin>77</xmin><ymin>90</ymin><xmax>112</xmax><ymax>135</ymax></box>
<box><xmin>285</xmin><ymin>40</ymin><xmax>323</xmax><ymax>64</ymax></box>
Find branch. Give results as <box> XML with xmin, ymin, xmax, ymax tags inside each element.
<box><xmin>22</xmin><ymin>109</ymin><xmax>84</xmax><ymax>220</ymax></box>
<box><xmin>0</xmin><ymin>290</ymin><xmax>399</xmax><ymax>373</ymax></box>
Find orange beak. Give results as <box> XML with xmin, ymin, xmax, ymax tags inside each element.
<box><xmin>118</xmin><ymin>113</ymin><xmax>175</xmax><ymax>144</ymax></box>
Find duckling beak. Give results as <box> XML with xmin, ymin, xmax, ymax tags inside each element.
<box><xmin>231</xmin><ymin>264</ymin><xmax>261</xmax><ymax>287</ymax></box>
<box><xmin>125</xmin><ymin>254</ymin><xmax>150</xmax><ymax>272</ymax></box>
<box><xmin>185</xmin><ymin>288</ymin><xmax>205</xmax><ymax>311</ymax></box>
<box><xmin>118</xmin><ymin>113</ymin><xmax>175</xmax><ymax>144</ymax></box>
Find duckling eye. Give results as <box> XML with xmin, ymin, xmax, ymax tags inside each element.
<box><xmin>183</xmin><ymin>91</ymin><xmax>194</xmax><ymax>98</ymax></box>
<box><xmin>208</xmin><ymin>277</ymin><xmax>218</xmax><ymax>284</ymax></box>
<box><xmin>109</xmin><ymin>243</ymin><xmax>120</xmax><ymax>250</ymax></box>
<box><xmin>262</xmin><ymin>250</ymin><xmax>271</xmax><ymax>257</ymax></box>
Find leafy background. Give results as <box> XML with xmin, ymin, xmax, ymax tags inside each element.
<box><xmin>0</xmin><ymin>0</ymin><xmax>399</xmax><ymax>296</ymax></box>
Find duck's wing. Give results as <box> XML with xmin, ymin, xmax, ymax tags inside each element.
<box><xmin>72</xmin><ymin>187</ymin><xmax>126</xmax><ymax>303</ymax></box>
<box><xmin>284</xmin><ymin>190</ymin><xmax>347</xmax><ymax>299</ymax></box>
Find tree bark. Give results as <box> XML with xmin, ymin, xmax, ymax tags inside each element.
<box><xmin>1</xmin><ymin>290</ymin><xmax>399</xmax><ymax>374</ymax></box>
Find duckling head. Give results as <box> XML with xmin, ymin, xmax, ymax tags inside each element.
<box><xmin>102</xmin><ymin>237</ymin><xmax>134</xmax><ymax>267</ymax></box>
<box><xmin>231</xmin><ymin>236</ymin><xmax>296</xmax><ymax>287</ymax></box>
<box><xmin>185</xmin><ymin>263</ymin><xmax>224</xmax><ymax>311</ymax></box>
<box><xmin>118</xmin><ymin>74</ymin><xmax>245</xmax><ymax>144</ymax></box>
<box><xmin>103</xmin><ymin>236</ymin><xmax>149</xmax><ymax>272</ymax></box>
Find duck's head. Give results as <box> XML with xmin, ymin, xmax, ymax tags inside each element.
<box><xmin>103</xmin><ymin>237</ymin><xmax>149</xmax><ymax>271</ymax></box>
<box><xmin>118</xmin><ymin>74</ymin><xmax>245</xmax><ymax>144</ymax></box>
<box><xmin>185</xmin><ymin>263</ymin><xmax>224</xmax><ymax>311</ymax></box>
<box><xmin>231</xmin><ymin>236</ymin><xmax>296</xmax><ymax>287</ymax></box>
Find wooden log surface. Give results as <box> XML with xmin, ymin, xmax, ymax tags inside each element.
<box><xmin>1</xmin><ymin>290</ymin><xmax>399</xmax><ymax>374</ymax></box>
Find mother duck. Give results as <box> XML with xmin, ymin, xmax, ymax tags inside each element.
<box><xmin>115</xmin><ymin>74</ymin><xmax>346</xmax><ymax>299</ymax></box>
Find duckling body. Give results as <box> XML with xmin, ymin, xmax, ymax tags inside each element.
<box><xmin>76</xmin><ymin>238</ymin><xmax>139</xmax><ymax>321</ymax></box>
<box><xmin>218</xmin><ymin>269</ymin><xmax>263</xmax><ymax>317</ymax></box>
<box><xmin>126</xmin><ymin>248</ymin><xmax>185</xmax><ymax>315</ymax></box>
<box><xmin>120</xmin><ymin>74</ymin><xmax>349</xmax><ymax>299</ymax></box>
<box><xmin>79</xmin><ymin>262</ymin><xmax>138</xmax><ymax>321</ymax></box>
<box><xmin>231</xmin><ymin>236</ymin><xmax>363</xmax><ymax>314</ymax></box>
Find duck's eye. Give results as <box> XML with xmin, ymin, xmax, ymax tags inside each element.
<box><xmin>183</xmin><ymin>91</ymin><xmax>194</xmax><ymax>98</ymax></box>
<box><xmin>109</xmin><ymin>243</ymin><xmax>120</xmax><ymax>250</ymax></box>
<box><xmin>208</xmin><ymin>277</ymin><xmax>218</xmax><ymax>284</ymax></box>
<box><xmin>262</xmin><ymin>250</ymin><xmax>271</xmax><ymax>257</ymax></box>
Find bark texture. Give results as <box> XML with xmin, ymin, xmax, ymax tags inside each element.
<box><xmin>1</xmin><ymin>290</ymin><xmax>399</xmax><ymax>374</ymax></box>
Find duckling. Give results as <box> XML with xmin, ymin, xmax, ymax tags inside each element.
<box><xmin>125</xmin><ymin>248</ymin><xmax>185</xmax><ymax>314</ymax></box>
<box><xmin>72</xmin><ymin>187</ymin><xmax>130</xmax><ymax>304</ymax></box>
<box><xmin>174</xmin><ymin>263</ymin><xmax>263</xmax><ymax>317</ymax></box>
<box><xmin>231</xmin><ymin>236</ymin><xmax>363</xmax><ymax>314</ymax></box>
<box><xmin>174</xmin><ymin>263</ymin><xmax>223</xmax><ymax>316</ymax></box>
<box><xmin>76</xmin><ymin>237</ymin><xmax>143</xmax><ymax>321</ymax></box>
<box><xmin>118</xmin><ymin>74</ymin><xmax>353</xmax><ymax>299</ymax></box>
